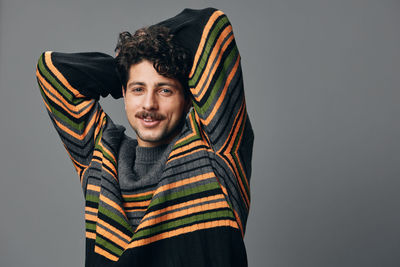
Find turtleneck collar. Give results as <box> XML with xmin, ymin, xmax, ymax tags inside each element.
<box><xmin>135</xmin><ymin>144</ymin><xmax>169</xmax><ymax>164</ymax></box>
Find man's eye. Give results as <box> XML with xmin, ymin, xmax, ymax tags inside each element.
<box><xmin>160</xmin><ymin>88</ymin><xmax>172</xmax><ymax>94</ymax></box>
<box><xmin>132</xmin><ymin>87</ymin><xmax>144</xmax><ymax>92</ymax></box>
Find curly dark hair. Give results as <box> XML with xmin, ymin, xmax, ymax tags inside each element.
<box><xmin>115</xmin><ymin>25</ymin><xmax>191</xmax><ymax>97</ymax></box>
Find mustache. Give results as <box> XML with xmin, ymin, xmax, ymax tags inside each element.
<box><xmin>135</xmin><ymin>111</ymin><xmax>166</xmax><ymax>120</ymax></box>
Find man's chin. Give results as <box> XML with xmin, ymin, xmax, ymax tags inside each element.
<box><xmin>136</xmin><ymin>131</ymin><xmax>167</xmax><ymax>147</ymax></box>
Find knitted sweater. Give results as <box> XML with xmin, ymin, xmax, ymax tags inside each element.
<box><xmin>36</xmin><ymin>7</ymin><xmax>254</xmax><ymax>267</ymax></box>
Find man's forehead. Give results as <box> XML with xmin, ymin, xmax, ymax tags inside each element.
<box><xmin>127</xmin><ymin>61</ymin><xmax>182</xmax><ymax>88</ymax></box>
<box><xmin>127</xmin><ymin>80</ymin><xmax>179</xmax><ymax>88</ymax></box>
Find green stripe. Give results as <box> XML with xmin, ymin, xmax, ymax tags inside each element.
<box><xmin>98</xmin><ymin>205</ymin><xmax>133</xmax><ymax>234</ymax></box>
<box><xmin>38</xmin><ymin>79</ymin><xmax>86</xmax><ymax>131</ymax></box>
<box><xmin>96</xmin><ymin>235</ymin><xmax>123</xmax><ymax>256</ymax></box>
<box><xmin>148</xmin><ymin>180</ymin><xmax>220</xmax><ymax>209</ymax></box>
<box><xmin>123</xmin><ymin>193</ymin><xmax>153</xmax><ymax>202</ymax></box>
<box><xmin>133</xmin><ymin>209</ymin><xmax>234</xmax><ymax>240</ymax></box>
<box><xmin>94</xmin><ymin>120</ymin><xmax>117</xmax><ymax>166</ymax></box>
<box><xmin>173</xmin><ymin>112</ymin><xmax>201</xmax><ymax>149</ymax></box>
<box><xmin>195</xmin><ymin>46</ymin><xmax>238</xmax><ymax>116</ymax></box>
<box><xmin>189</xmin><ymin>16</ymin><xmax>229</xmax><ymax>87</ymax></box>
<box><xmin>86</xmin><ymin>193</ymin><xmax>99</xmax><ymax>203</ymax></box>
<box><xmin>85</xmin><ymin>222</ymin><xmax>96</xmax><ymax>231</ymax></box>
<box><xmin>37</xmin><ymin>54</ymin><xmax>84</xmax><ymax>105</ymax></box>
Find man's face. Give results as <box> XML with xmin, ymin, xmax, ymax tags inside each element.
<box><xmin>122</xmin><ymin>60</ymin><xmax>190</xmax><ymax>147</ymax></box>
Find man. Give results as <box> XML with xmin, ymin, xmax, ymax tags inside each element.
<box><xmin>36</xmin><ymin>7</ymin><xmax>253</xmax><ymax>267</ymax></box>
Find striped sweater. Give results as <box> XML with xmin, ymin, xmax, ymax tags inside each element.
<box><xmin>36</xmin><ymin>8</ymin><xmax>254</xmax><ymax>267</ymax></box>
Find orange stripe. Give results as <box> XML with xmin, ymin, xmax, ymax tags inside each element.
<box><xmin>86</xmin><ymin>215</ymin><xmax>132</xmax><ymax>244</ymax></box>
<box><xmin>204</xmin><ymin>55</ymin><xmax>240</xmax><ymax>125</ymax></box>
<box><xmin>93</xmin><ymin>149</ymin><xmax>103</xmax><ymax>159</ymax></box>
<box><xmin>224</xmin><ymin>100</ymin><xmax>250</xmax><ymax>193</ymax></box>
<box><xmin>94</xmin><ymin>111</ymin><xmax>106</xmax><ymax>142</ymax></box>
<box><xmin>193</xmin><ymin>26</ymin><xmax>234</xmax><ymax>98</ymax></box>
<box><xmin>167</xmin><ymin>146</ymin><xmax>213</xmax><ymax>164</ymax></box>
<box><xmin>232</xmin><ymin>133</ymin><xmax>250</xmax><ymax>191</ymax></box>
<box><xmin>224</xmin><ymin>99</ymin><xmax>245</xmax><ymax>155</ymax></box>
<box><xmin>102</xmin><ymin>165</ymin><xmax>118</xmax><ymax>181</ymax></box>
<box><xmin>137</xmin><ymin>200</ymin><xmax>230</xmax><ymax>230</ymax></box>
<box><xmin>152</xmin><ymin>172</ymin><xmax>215</xmax><ymax>198</ymax></box>
<box><xmin>37</xmin><ymin>70</ymin><xmax>95</xmax><ymax>118</ymax></box>
<box><xmin>98</xmin><ymin>140</ymin><xmax>117</xmax><ymax>166</ymax></box>
<box><xmin>173</xmin><ymin>111</ymin><xmax>198</xmax><ymax>147</ymax></box>
<box><xmin>220</xmin><ymin>183</ymin><xmax>228</xmax><ymax>197</ymax></box>
<box><xmin>85</xmin><ymin>207</ymin><xmax>98</xmax><ymax>214</ymax></box>
<box><xmin>189</xmin><ymin>10</ymin><xmax>225</xmax><ymax>77</ymax></box>
<box><xmin>122</xmin><ymin>189</ymin><xmax>155</xmax><ymax>199</ymax></box>
<box><xmin>99</xmin><ymin>194</ymin><xmax>128</xmax><ymax>220</ymax></box>
<box><xmin>168</xmin><ymin>139</ymin><xmax>206</xmax><ymax>158</ymax></box>
<box><xmin>97</xmin><ymin>219</ymin><xmax>132</xmax><ymax>241</ymax></box>
<box><xmin>86</xmin><ymin>232</ymin><xmax>96</xmax><ymax>239</ymax></box>
<box><xmin>141</xmin><ymin>194</ymin><xmax>225</xmax><ymax>223</ymax></box>
<box><xmin>94</xmin><ymin>245</ymin><xmax>119</xmax><ymax>261</ymax></box>
<box><xmin>44</xmin><ymin>52</ymin><xmax>85</xmax><ymax>99</ymax></box>
<box><xmin>128</xmin><ymin>220</ymin><xmax>237</xmax><ymax>248</ymax></box>
<box><xmin>80</xmin><ymin>167</ymin><xmax>88</xmax><ymax>186</ymax></box>
<box><xmin>99</xmin><ymin>152</ymin><xmax>117</xmax><ymax>176</ymax></box>
<box><xmin>48</xmin><ymin>105</ymin><xmax>100</xmax><ymax>141</ymax></box>
<box><xmin>85</xmin><ymin>214</ymin><xmax>98</xmax><ymax>222</ymax></box>
<box><xmin>96</xmin><ymin>226</ymin><xmax>128</xmax><ymax>248</ymax></box>
<box><xmin>122</xmin><ymin>200</ymin><xmax>151</xmax><ymax>208</ymax></box>
<box><xmin>87</xmin><ymin>184</ymin><xmax>101</xmax><ymax>192</ymax></box>
<box><xmin>218</xmin><ymin>101</ymin><xmax>250</xmax><ymax>207</ymax></box>
<box><xmin>125</xmin><ymin>208</ymin><xmax>147</xmax><ymax>213</ymax></box>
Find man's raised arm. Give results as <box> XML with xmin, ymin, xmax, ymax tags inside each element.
<box><xmin>36</xmin><ymin>51</ymin><xmax>121</xmax><ymax>182</ymax></box>
<box><xmin>159</xmin><ymin>8</ymin><xmax>254</xmax><ymax>234</ymax></box>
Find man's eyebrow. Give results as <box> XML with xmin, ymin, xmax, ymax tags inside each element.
<box><xmin>156</xmin><ymin>82</ymin><xmax>177</xmax><ymax>87</ymax></box>
<box><xmin>127</xmin><ymin>81</ymin><xmax>145</xmax><ymax>88</ymax></box>
<box><xmin>127</xmin><ymin>82</ymin><xmax>177</xmax><ymax>88</ymax></box>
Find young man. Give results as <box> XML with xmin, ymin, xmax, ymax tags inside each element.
<box><xmin>36</xmin><ymin>8</ymin><xmax>254</xmax><ymax>267</ymax></box>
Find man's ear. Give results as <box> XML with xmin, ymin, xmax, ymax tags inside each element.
<box><xmin>122</xmin><ymin>86</ymin><xmax>125</xmax><ymax>98</ymax></box>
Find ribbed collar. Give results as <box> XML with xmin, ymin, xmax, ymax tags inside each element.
<box><xmin>135</xmin><ymin>144</ymin><xmax>169</xmax><ymax>164</ymax></box>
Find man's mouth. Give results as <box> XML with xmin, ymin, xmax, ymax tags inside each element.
<box><xmin>136</xmin><ymin>112</ymin><xmax>166</xmax><ymax>127</ymax></box>
<box><xmin>136</xmin><ymin>111</ymin><xmax>165</xmax><ymax>120</ymax></box>
<box><xmin>143</xmin><ymin>117</ymin><xmax>155</xmax><ymax>122</ymax></box>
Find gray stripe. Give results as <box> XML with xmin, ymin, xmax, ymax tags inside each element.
<box><xmin>194</xmin><ymin>31</ymin><xmax>234</xmax><ymax>99</ymax></box>
<box><xmin>96</xmin><ymin>221</ymin><xmax>131</xmax><ymax>243</ymax></box>
<box><xmin>141</xmin><ymin>197</ymin><xmax>227</xmax><ymax>224</ymax></box>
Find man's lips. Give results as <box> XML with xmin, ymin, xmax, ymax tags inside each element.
<box><xmin>135</xmin><ymin>112</ymin><xmax>165</xmax><ymax>128</ymax></box>
<box><xmin>139</xmin><ymin>117</ymin><xmax>162</xmax><ymax>128</ymax></box>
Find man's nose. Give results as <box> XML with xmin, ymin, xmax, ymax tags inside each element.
<box><xmin>142</xmin><ymin>92</ymin><xmax>158</xmax><ymax>110</ymax></box>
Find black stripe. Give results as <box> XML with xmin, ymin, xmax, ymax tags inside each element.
<box><xmin>189</xmin><ymin>15</ymin><xmax>229</xmax><ymax>88</ymax></box>
<box><xmin>168</xmin><ymin>144</ymin><xmax>209</xmax><ymax>161</ymax></box>
<box><xmin>137</xmin><ymin>207</ymin><xmax>232</xmax><ymax>232</ymax></box>
<box><xmin>86</xmin><ymin>200</ymin><xmax>99</xmax><ymax>209</ymax></box>
<box><xmin>208</xmin><ymin>69</ymin><xmax>243</xmax><ymax>137</ymax></box>
<box><xmin>196</xmin><ymin>37</ymin><xmax>237</xmax><ymax>107</ymax></box>
<box><xmin>133</xmin><ymin>215</ymin><xmax>236</xmax><ymax>242</ymax></box>
<box><xmin>219</xmin><ymin>93</ymin><xmax>245</xmax><ymax>155</ymax></box>
<box><xmin>97</xmin><ymin>211</ymin><xmax>133</xmax><ymax>236</ymax></box>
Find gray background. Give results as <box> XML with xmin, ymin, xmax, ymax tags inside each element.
<box><xmin>0</xmin><ymin>0</ymin><xmax>399</xmax><ymax>266</ymax></box>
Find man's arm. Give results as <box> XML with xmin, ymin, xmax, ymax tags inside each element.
<box><xmin>36</xmin><ymin>51</ymin><xmax>121</xmax><ymax>183</ymax></box>
<box><xmin>160</xmin><ymin>8</ymin><xmax>254</xmax><ymax>234</ymax></box>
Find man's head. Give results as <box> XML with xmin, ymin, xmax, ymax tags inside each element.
<box><xmin>115</xmin><ymin>26</ymin><xmax>192</xmax><ymax>147</ymax></box>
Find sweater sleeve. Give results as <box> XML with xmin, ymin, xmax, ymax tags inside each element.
<box><xmin>159</xmin><ymin>8</ymin><xmax>254</xmax><ymax>232</ymax></box>
<box><xmin>35</xmin><ymin>51</ymin><xmax>122</xmax><ymax>181</ymax></box>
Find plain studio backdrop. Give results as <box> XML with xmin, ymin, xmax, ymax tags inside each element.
<box><xmin>0</xmin><ymin>0</ymin><xmax>399</xmax><ymax>266</ymax></box>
